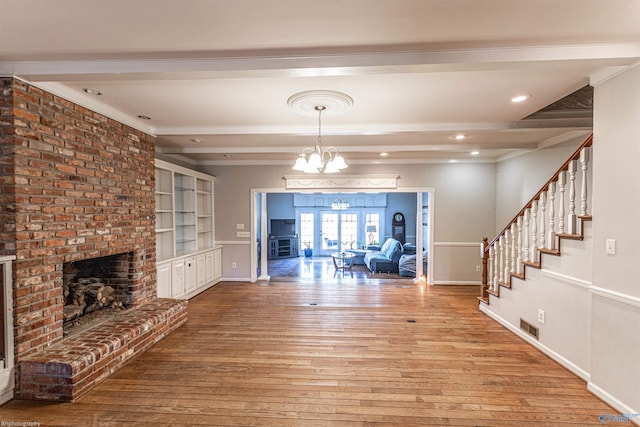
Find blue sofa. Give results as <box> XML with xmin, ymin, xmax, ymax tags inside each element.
<box><xmin>363</xmin><ymin>238</ymin><xmax>404</xmax><ymax>273</ymax></box>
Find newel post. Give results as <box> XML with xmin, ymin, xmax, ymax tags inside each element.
<box><xmin>481</xmin><ymin>237</ymin><xmax>489</xmax><ymax>300</ymax></box>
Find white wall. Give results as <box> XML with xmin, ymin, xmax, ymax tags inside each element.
<box><xmin>482</xmin><ymin>64</ymin><xmax>640</xmax><ymax>419</ymax></box>
<box><xmin>481</xmin><ymin>223</ymin><xmax>594</xmax><ymax>380</ymax></box>
<box><xmin>494</xmin><ymin>136</ymin><xmax>586</xmax><ymax>232</ymax></box>
<box><xmin>200</xmin><ymin>162</ymin><xmax>496</xmax><ymax>283</ymax></box>
<box><xmin>590</xmin><ymin>64</ymin><xmax>640</xmax><ymax>414</ymax></box>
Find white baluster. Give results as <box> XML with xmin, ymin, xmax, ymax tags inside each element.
<box><xmin>498</xmin><ymin>235</ymin><xmax>504</xmax><ymax>284</ymax></box>
<box><xmin>510</xmin><ymin>223</ymin><xmax>517</xmax><ymax>273</ymax></box>
<box><xmin>567</xmin><ymin>160</ymin><xmax>577</xmax><ymax>234</ymax></box>
<box><xmin>547</xmin><ymin>181</ymin><xmax>556</xmax><ymax>250</ymax></box>
<box><xmin>503</xmin><ymin>230</ymin><xmax>510</xmax><ymax>282</ymax></box>
<box><xmin>539</xmin><ymin>192</ymin><xmax>546</xmax><ymax>249</ymax></box>
<box><xmin>580</xmin><ymin>147</ymin><xmax>590</xmax><ymax>216</ymax></box>
<box><xmin>522</xmin><ymin>209</ymin><xmax>530</xmax><ymax>264</ymax></box>
<box><xmin>492</xmin><ymin>244</ymin><xmax>498</xmax><ymax>291</ymax></box>
<box><xmin>530</xmin><ymin>200</ymin><xmax>538</xmax><ymax>262</ymax></box>
<box><xmin>488</xmin><ymin>245</ymin><xmax>494</xmax><ymax>292</ymax></box>
<box><xmin>516</xmin><ymin>216</ymin><xmax>523</xmax><ymax>275</ymax></box>
<box><xmin>558</xmin><ymin>171</ymin><xmax>566</xmax><ymax>235</ymax></box>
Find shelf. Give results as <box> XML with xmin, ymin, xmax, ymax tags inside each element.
<box><xmin>155</xmin><ymin>160</ymin><xmax>215</xmax><ymax>263</ymax></box>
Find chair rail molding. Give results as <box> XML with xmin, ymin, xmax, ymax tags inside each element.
<box><xmin>283</xmin><ymin>174</ymin><xmax>398</xmax><ymax>190</ymax></box>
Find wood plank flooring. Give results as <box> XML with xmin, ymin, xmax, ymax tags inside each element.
<box><xmin>0</xmin><ymin>280</ymin><xmax>613</xmax><ymax>426</ymax></box>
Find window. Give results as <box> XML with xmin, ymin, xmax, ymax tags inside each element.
<box><xmin>365</xmin><ymin>213</ymin><xmax>380</xmax><ymax>246</ymax></box>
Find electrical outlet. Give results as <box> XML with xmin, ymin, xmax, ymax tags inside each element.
<box><xmin>537</xmin><ymin>309</ymin><xmax>545</xmax><ymax>324</ymax></box>
<box><xmin>232</xmin><ymin>262</ymin><xmax>237</xmax><ymax>269</ymax></box>
<box><xmin>475</xmin><ymin>265</ymin><xmax>481</xmax><ymax>272</ymax></box>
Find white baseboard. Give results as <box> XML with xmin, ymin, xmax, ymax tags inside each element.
<box><xmin>220</xmin><ymin>277</ymin><xmax>252</xmax><ymax>282</ymax></box>
<box><xmin>588</xmin><ymin>382</ymin><xmax>640</xmax><ymax>426</ymax></box>
<box><xmin>479</xmin><ymin>304</ymin><xmax>590</xmax><ymax>381</ymax></box>
<box><xmin>433</xmin><ymin>280</ymin><xmax>480</xmax><ymax>286</ymax></box>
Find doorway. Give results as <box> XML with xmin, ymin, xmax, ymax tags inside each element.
<box><xmin>253</xmin><ymin>190</ymin><xmax>433</xmax><ymax>283</ymax></box>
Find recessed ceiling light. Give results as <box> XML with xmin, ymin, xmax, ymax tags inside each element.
<box><xmin>448</xmin><ymin>159</ymin><xmax>458</xmax><ymax>163</ymax></box>
<box><xmin>137</xmin><ymin>115</ymin><xmax>151</xmax><ymax>120</ymax></box>
<box><xmin>223</xmin><ymin>154</ymin><xmax>233</xmax><ymax>158</ymax></box>
<box><xmin>83</xmin><ymin>88</ymin><xmax>101</xmax><ymax>96</ymax></box>
<box><xmin>190</xmin><ymin>138</ymin><xmax>204</xmax><ymax>144</ymax></box>
<box><xmin>470</xmin><ymin>151</ymin><xmax>480</xmax><ymax>156</ymax></box>
<box><xmin>380</xmin><ymin>152</ymin><xmax>388</xmax><ymax>157</ymax></box>
<box><xmin>511</xmin><ymin>94</ymin><xmax>531</xmax><ymax>103</ymax></box>
<box><xmin>451</xmin><ymin>134</ymin><xmax>467</xmax><ymax>141</ymax></box>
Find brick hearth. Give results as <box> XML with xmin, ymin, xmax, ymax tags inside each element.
<box><xmin>20</xmin><ymin>298</ymin><xmax>187</xmax><ymax>401</ymax></box>
<box><xmin>0</xmin><ymin>77</ymin><xmax>187</xmax><ymax>400</ymax></box>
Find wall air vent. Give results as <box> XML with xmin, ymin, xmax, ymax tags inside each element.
<box><xmin>520</xmin><ymin>318</ymin><xmax>539</xmax><ymax>340</ymax></box>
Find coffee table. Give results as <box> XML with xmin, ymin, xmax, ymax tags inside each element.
<box><xmin>331</xmin><ymin>252</ymin><xmax>355</xmax><ymax>277</ymax></box>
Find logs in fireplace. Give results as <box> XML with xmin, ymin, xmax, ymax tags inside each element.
<box><xmin>63</xmin><ymin>277</ymin><xmax>126</xmax><ymax>321</ymax></box>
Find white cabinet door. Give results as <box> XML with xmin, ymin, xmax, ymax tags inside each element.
<box><xmin>171</xmin><ymin>258</ymin><xmax>186</xmax><ymax>298</ymax></box>
<box><xmin>196</xmin><ymin>253</ymin><xmax>207</xmax><ymax>288</ymax></box>
<box><xmin>185</xmin><ymin>256</ymin><xmax>196</xmax><ymax>293</ymax></box>
<box><xmin>156</xmin><ymin>262</ymin><xmax>172</xmax><ymax>298</ymax></box>
<box><xmin>205</xmin><ymin>251</ymin><xmax>215</xmax><ymax>283</ymax></box>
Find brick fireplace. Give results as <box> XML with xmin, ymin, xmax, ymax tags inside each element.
<box><xmin>0</xmin><ymin>77</ymin><xmax>187</xmax><ymax>401</ymax></box>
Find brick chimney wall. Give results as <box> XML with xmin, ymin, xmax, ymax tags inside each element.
<box><xmin>0</xmin><ymin>77</ymin><xmax>157</xmax><ymax>362</ymax></box>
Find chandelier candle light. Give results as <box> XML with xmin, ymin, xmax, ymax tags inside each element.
<box><xmin>289</xmin><ymin>90</ymin><xmax>352</xmax><ymax>174</ymax></box>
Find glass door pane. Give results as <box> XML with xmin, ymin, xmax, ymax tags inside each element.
<box><xmin>320</xmin><ymin>213</ymin><xmax>339</xmax><ymax>255</ymax></box>
<box><xmin>300</xmin><ymin>213</ymin><xmax>314</xmax><ymax>253</ymax></box>
<box><xmin>340</xmin><ymin>213</ymin><xmax>358</xmax><ymax>251</ymax></box>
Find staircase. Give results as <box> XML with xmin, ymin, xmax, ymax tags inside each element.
<box><xmin>479</xmin><ymin>134</ymin><xmax>593</xmax><ymax>303</ymax></box>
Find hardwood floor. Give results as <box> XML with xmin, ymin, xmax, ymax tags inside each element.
<box><xmin>1</xmin><ymin>281</ymin><xmax>613</xmax><ymax>426</ymax></box>
<box><xmin>267</xmin><ymin>256</ymin><xmax>407</xmax><ymax>280</ymax></box>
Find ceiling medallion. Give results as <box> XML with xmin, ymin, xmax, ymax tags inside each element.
<box><xmin>287</xmin><ymin>90</ymin><xmax>354</xmax><ymax>118</ymax></box>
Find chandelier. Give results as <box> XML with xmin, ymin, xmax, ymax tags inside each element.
<box><xmin>289</xmin><ymin>90</ymin><xmax>352</xmax><ymax>174</ymax></box>
<box><xmin>330</xmin><ymin>195</ymin><xmax>350</xmax><ymax>210</ymax></box>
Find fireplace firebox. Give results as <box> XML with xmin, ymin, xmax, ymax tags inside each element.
<box><xmin>62</xmin><ymin>253</ymin><xmax>133</xmax><ymax>336</ymax></box>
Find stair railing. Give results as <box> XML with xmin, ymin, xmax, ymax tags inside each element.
<box><xmin>480</xmin><ymin>133</ymin><xmax>593</xmax><ymax>303</ymax></box>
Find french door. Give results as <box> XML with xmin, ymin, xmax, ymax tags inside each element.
<box><xmin>319</xmin><ymin>212</ymin><xmax>358</xmax><ymax>255</ymax></box>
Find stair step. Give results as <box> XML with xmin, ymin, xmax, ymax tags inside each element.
<box><xmin>523</xmin><ymin>260</ymin><xmax>541</xmax><ymax>269</ymax></box>
<box><xmin>488</xmin><ymin>289</ymin><xmax>500</xmax><ymax>297</ymax></box>
<box><xmin>498</xmin><ymin>281</ymin><xmax>512</xmax><ymax>289</ymax></box>
<box><xmin>510</xmin><ymin>271</ymin><xmax>525</xmax><ymax>280</ymax></box>
<box><xmin>557</xmin><ymin>233</ymin><xmax>583</xmax><ymax>240</ymax></box>
<box><xmin>477</xmin><ymin>296</ymin><xmax>489</xmax><ymax>305</ymax></box>
<box><xmin>539</xmin><ymin>248</ymin><xmax>561</xmax><ymax>256</ymax></box>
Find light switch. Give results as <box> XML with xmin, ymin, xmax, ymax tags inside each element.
<box><xmin>236</xmin><ymin>224</ymin><xmax>244</xmax><ymax>230</ymax></box>
<box><xmin>605</xmin><ymin>239</ymin><xmax>616</xmax><ymax>255</ymax></box>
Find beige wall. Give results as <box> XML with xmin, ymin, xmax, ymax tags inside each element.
<box><xmin>199</xmin><ymin>162</ymin><xmax>497</xmax><ymax>283</ymax></box>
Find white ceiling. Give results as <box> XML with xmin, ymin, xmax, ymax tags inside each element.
<box><xmin>1</xmin><ymin>0</ymin><xmax>639</xmax><ymax>166</ymax></box>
